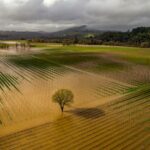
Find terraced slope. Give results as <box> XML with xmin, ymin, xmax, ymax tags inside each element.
<box><xmin>0</xmin><ymin>87</ymin><xmax>149</xmax><ymax>150</ymax></box>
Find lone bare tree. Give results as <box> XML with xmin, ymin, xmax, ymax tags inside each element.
<box><xmin>52</xmin><ymin>89</ymin><xmax>74</xmax><ymax>112</ymax></box>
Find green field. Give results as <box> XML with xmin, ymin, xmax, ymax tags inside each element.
<box><xmin>0</xmin><ymin>44</ymin><xmax>149</xmax><ymax>149</ymax></box>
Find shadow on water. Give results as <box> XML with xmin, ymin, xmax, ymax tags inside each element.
<box><xmin>67</xmin><ymin>107</ymin><xmax>105</xmax><ymax>119</ymax></box>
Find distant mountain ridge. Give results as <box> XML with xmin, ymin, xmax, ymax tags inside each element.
<box><xmin>0</xmin><ymin>31</ymin><xmax>50</xmax><ymax>40</ymax></box>
<box><xmin>0</xmin><ymin>26</ymin><xmax>150</xmax><ymax>44</ymax></box>
<box><xmin>0</xmin><ymin>25</ymin><xmax>103</xmax><ymax>40</ymax></box>
<box><xmin>50</xmin><ymin>25</ymin><xmax>103</xmax><ymax>37</ymax></box>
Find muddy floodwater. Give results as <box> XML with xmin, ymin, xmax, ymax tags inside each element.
<box><xmin>0</xmin><ymin>48</ymin><xmax>149</xmax><ymax>150</ymax></box>
<box><xmin>0</xmin><ymin>49</ymin><xmax>131</xmax><ymax>129</ymax></box>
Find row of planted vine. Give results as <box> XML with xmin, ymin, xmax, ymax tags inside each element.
<box><xmin>0</xmin><ymin>86</ymin><xmax>149</xmax><ymax>149</ymax></box>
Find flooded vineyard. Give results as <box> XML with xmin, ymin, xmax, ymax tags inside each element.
<box><xmin>0</xmin><ymin>49</ymin><xmax>149</xmax><ymax>150</ymax></box>
<box><xmin>0</xmin><ymin>52</ymin><xmax>132</xmax><ymax>127</ymax></box>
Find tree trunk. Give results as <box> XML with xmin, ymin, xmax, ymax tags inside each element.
<box><xmin>60</xmin><ymin>105</ymin><xmax>64</xmax><ymax>112</ymax></box>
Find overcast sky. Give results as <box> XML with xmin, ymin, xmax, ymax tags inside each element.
<box><xmin>0</xmin><ymin>0</ymin><xmax>150</xmax><ymax>32</ymax></box>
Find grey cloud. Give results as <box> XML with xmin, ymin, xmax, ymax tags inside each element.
<box><xmin>0</xmin><ymin>0</ymin><xmax>150</xmax><ymax>31</ymax></box>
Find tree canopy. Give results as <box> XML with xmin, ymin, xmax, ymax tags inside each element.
<box><xmin>52</xmin><ymin>89</ymin><xmax>74</xmax><ymax>112</ymax></box>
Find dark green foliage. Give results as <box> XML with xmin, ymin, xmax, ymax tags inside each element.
<box><xmin>52</xmin><ymin>89</ymin><xmax>74</xmax><ymax>112</ymax></box>
<box><xmin>94</xmin><ymin>27</ymin><xmax>150</xmax><ymax>47</ymax></box>
<box><xmin>132</xmin><ymin>27</ymin><xmax>150</xmax><ymax>34</ymax></box>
